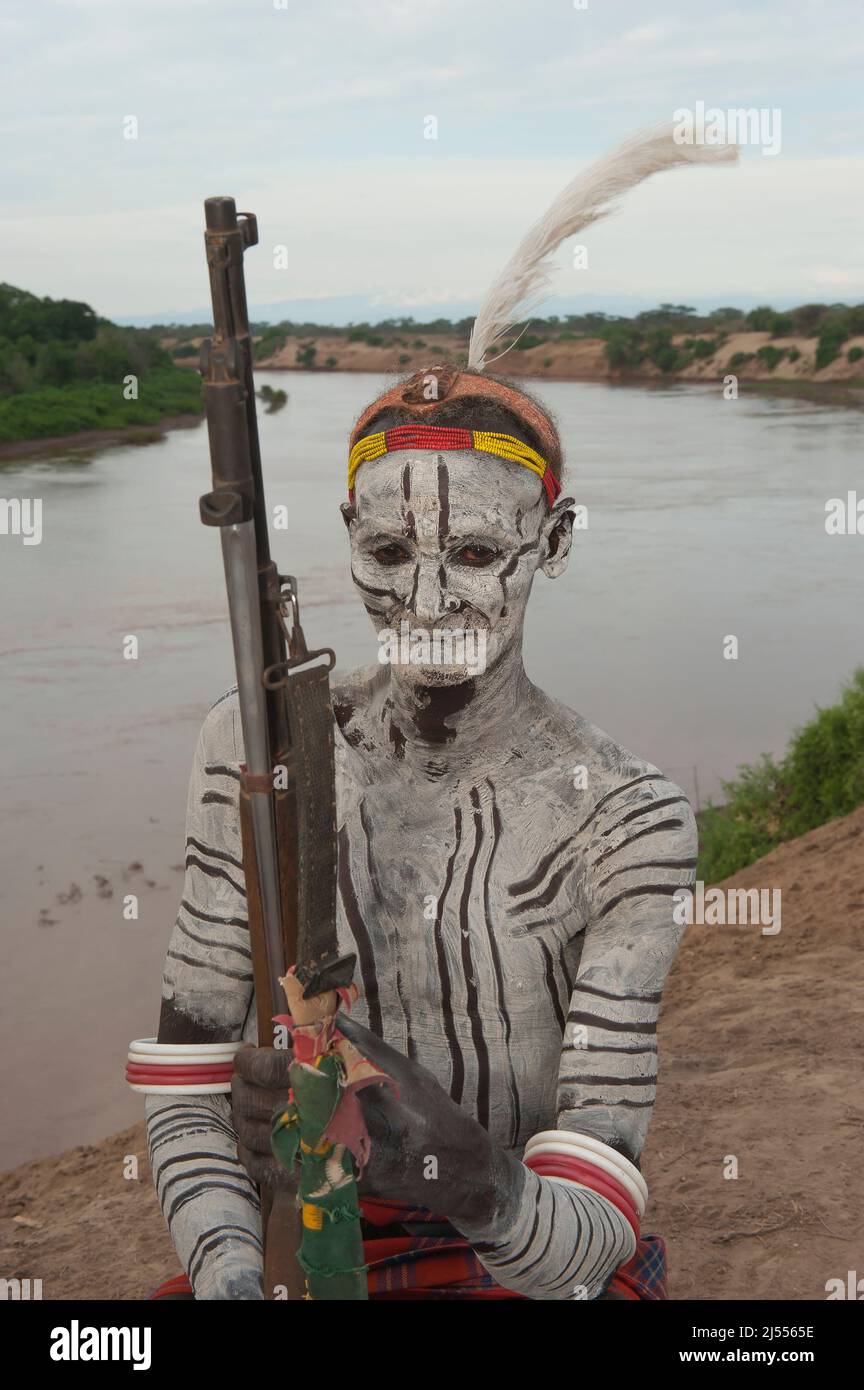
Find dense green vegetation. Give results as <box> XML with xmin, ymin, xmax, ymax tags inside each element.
<box><xmin>698</xmin><ymin>670</ymin><xmax>864</xmax><ymax>881</ymax></box>
<box><xmin>0</xmin><ymin>284</ymin><xmax>202</xmax><ymax>443</ymax></box>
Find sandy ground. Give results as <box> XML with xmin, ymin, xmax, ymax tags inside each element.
<box><xmin>2</xmin><ymin>806</ymin><xmax>862</xmax><ymax>1301</ymax></box>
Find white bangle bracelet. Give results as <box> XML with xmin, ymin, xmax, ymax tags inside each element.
<box><xmin>524</xmin><ymin>1140</ymin><xmax>646</xmax><ymax>1216</ymax></box>
<box><xmin>126</xmin><ymin>1037</ymin><xmax>242</xmax><ymax>1095</ymax></box>
<box><xmin>524</xmin><ymin>1128</ymin><xmax>649</xmax><ymax>1205</ymax></box>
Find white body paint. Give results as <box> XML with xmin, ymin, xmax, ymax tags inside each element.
<box><xmin>146</xmin><ymin>449</ymin><xmax>697</xmax><ymax>1298</ymax></box>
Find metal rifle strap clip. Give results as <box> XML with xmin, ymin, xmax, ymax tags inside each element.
<box><xmin>262</xmin><ymin>575</ymin><xmax>335</xmax><ymax>690</ymax></box>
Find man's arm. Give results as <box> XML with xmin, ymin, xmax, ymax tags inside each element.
<box><xmin>145</xmin><ymin>693</ymin><xmax>265</xmax><ymax>1300</ymax></box>
<box><xmin>452</xmin><ymin>773</ymin><xmax>697</xmax><ymax>1299</ymax></box>
<box><xmin>559</xmin><ymin>772</ymin><xmax>698</xmax><ymax>1160</ymax></box>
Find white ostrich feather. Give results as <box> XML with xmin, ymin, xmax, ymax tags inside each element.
<box><xmin>467</xmin><ymin>123</ymin><xmax>737</xmax><ymax>371</ymax></box>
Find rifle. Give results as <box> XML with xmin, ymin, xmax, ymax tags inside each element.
<box><xmin>198</xmin><ymin>196</ymin><xmax>356</xmax><ymax>1299</ymax></box>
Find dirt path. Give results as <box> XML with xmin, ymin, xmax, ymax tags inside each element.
<box><xmin>2</xmin><ymin>808</ymin><xmax>862</xmax><ymax>1301</ymax></box>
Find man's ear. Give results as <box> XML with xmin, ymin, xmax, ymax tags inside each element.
<box><xmin>340</xmin><ymin>501</ymin><xmax>356</xmax><ymax>531</ymax></box>
<box><xmin>540</xmin><ymin>496</ymin><xmax>576</xmax><ymax>578</ymax></box>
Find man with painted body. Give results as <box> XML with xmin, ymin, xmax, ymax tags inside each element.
<box><xmin>146</xmin><ymin>367</ymin><xmax>697</xmax><ymax>1301</ymax></box>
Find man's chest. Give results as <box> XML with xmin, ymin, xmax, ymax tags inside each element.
<box><xmin>333</xmin><ymin>771</ymin><xmax>587</xmax><ymax>1033</ymax></box>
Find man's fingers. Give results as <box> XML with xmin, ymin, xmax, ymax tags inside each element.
<box><xmin>231</xmin><ymin>1076</ymin><xmax>289</xmax><ymax>1127</ymax></box>
<box><xmin>338</xmin><ymin>1015</ymin><xmax>436</xmax><ymax>1090</ymax></box>
<box><xmin>233</xmin><ymin>1045</ymin><xmax>292</xmax><ymax>1089</ymax></box>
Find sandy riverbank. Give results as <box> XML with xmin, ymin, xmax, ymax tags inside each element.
<box><xmin>162</xmin><ymin>329</ymin><xmax>864</xmax><ymax>397</ymax></box>
<box><xmin>2</xmin><ymin>805</ymin><xmax>861</xmax><ymax>1301</ymax></box>
<box><xmin>0</xmin><ymin>412</ymin><xmax>203</xmax><ymax>464</ymax></box>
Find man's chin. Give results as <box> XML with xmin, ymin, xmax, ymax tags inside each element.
<box><xmin>388</xmin><ymin>661</ymin><xmax>483</xmax><ymax>689</ymax></box>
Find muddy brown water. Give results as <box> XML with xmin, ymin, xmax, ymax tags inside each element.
<box><xmin>1</xmin><ymin>372</ymin><xmax>861</xmax><ymax>1167</ymax></box>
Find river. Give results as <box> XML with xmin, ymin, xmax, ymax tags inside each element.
<box><xmin>1</xmin><ymin>371</ymin><xmax>861</xmax><ymax>1166</ymax></box>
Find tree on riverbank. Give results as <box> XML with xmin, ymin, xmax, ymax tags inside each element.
<box><xmin>698</xmin><ymin>669</ymin><xmax>864</xmax><ymax>880</ymax></box>
<box><xmin>0</xmin><ymin>284</ymin><xmax>202</xmax><ymax>443</ymax></box>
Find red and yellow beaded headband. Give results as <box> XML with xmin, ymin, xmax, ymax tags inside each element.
<box><xmin>348</xmin><ymin>365</ymin><xmax>563</xmax><ymax>509</ymax></box>
<box><xmin>348</xmin><ymin>424</ymin><xmax>561</xmax><ymax>507</ymax></box>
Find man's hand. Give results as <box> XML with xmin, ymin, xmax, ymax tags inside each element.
<box><xmin>339</xmin><ymin>1016</ymin><xmax>525</xmax><ymax>1232</ymax></box>
<box><xmin>231</xmin><ymin>1025</ymin><xmax>525</xmax><ymax>1236</ymax></box>
<box><xmin>231</xmin><ymin>1046</ymin><xmax>295</xmax><ymax>1191</ymax></box>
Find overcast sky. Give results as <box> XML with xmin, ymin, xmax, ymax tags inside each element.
<box><xmin>2</xmin><ymin>0</ymin><xmax>862</xmax><ymax>322</ymax></box>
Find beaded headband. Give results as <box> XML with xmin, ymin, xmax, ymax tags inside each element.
<box><xmin>348</xmin><ymin>366</ymin><xmax>563</xmax><ymax>509</ymax></box>
<box><xmin>348</xmin><ymin>424</ymin><xmax>561</xmax><ymax>507</ymax></box>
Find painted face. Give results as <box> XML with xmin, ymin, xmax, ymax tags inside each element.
<box><xmin>346</xmin><ymin>449</ymin><xmax>573</xmax><ymax>687</ymax></box>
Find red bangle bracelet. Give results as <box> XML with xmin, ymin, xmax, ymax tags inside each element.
<box><xmin>525</xmin><ymin>1156</ymin><xmax>640</xmax><ymax>1240</ymax></box>
<box><xmin>125</xmin><ymin>1066</ymin><xmax>235</xmax><ymax>1084</ymax></box>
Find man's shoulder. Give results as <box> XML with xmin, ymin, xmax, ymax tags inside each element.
<box><xmin>529</xmin><ymin>693</ymin><xmax>694</xmax><ymax>831</ymax></box>
<box><xmin>197</xmin><ymin>686</ymin><xmax>243</xmax><ymax>763</ymax></box>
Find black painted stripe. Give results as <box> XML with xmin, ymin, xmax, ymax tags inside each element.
<box><xmin>204</xmin><ymin>763</ymin><xmax>240</xmax><ymax>781</ymax></box>
<box><xmin>187</xmin><ymin>835</ymin><xmax>244</xmax><ymax>871</ymax></box>
<box><xmin>180</xmin><ymin>898</ymin><xmax>248</xmax><ymax>930</ymax></box>
<box><xmin>539</xmin><ymin>939</ymin><xmax>566</xmax><ymax>1036</ymax></box>
<box><xmin>509</xmin><ymin>856</ymin><xmax>576</xmax><ymax>915</ymax></box>
<box><xmin>558</xmin><ymin>1073</ymin><xmax>657</xmax><ymax>1087</ymax></box>
<box><xmin>569</xmin><ymin>1096</ymin><xmax>655</xmax><ymax>1109</ymax></box>
<box><xmin>567</xmin><ymin>1010</ymin><xmax>657</xmax><ymax>1035</ymax></box>
<box><xmin>596</xmin><ymin>857</ymin><xmax>697</xmax><ymax>890</ymax></box>
<box><xmin>167</xmin><ymin>1180</ymin><xmax>259</xmax><ymax>1227</ymax></box>
<box><xmin>508</xmin><ymin>836</ymin><xmax>575</xmax><ymax>897</ymax></box>
<box><xmin>202</xmin><ymin>790</ymin><xmax>234</xmax><ymax>807</ymax></box>
<box><xmin>575</xmin><ymin>773</ymin><xmax>663</xmax><ymax>835</ymax></box>
<box><xmin>575</xmin><ymin>981</ymin><xmax>662</xmax><ymax>1004</ymax></box>
<box><xmin>591</xmin><ymin>819</ymin><xmax>686</xmax><ymax>867</ymax></box>
<box><xmin>596</xmin><ymin>882</ymin><xmax>683</xmax><ymax>918</ymax></box>
<box><xmin>360</xmin><ymin>799</ymin><xmax>413</xmax><ymax>1052</ymax></box>
<box><xmin>338</xmin><ymin>823</ymin><xmax>383</xmax><ymax>1035</ymax></box>
<box><xmin>189</xmin><ymin>1225</ymin><xmax>262</xmax><ymax>1288</ymax></box>
<box><xmin>176</xmin><ymin>918</ymin><xmax>252</xmax><ymax>960</ymax></box>
<box><xmin>599</xmin><ymin>796</ymin><xmax>690</xmax><ymax>838</ymax></box>
<box><xmin>461</xmin><ymin>788</ymin><xmax>489</xmax><ymax>1123</ymax></box>
<box><xmin>481</xmin><ymin>784</ymin><xmax>521</xmax><ymax>1146</ymax></box>
<box><xmin>166</xmin><ymin>949</ymin><xmax>253</xmax><ymax>983</ymax></box>
<box><xmin>434</xmin><ymin>806</ymin><xmax>465</xmax><ymax>1104</ymax></box>
<box><xmin>184</xmin><ymin>855</ymin><xmax>247</xmax><ymax>897</ymax></box>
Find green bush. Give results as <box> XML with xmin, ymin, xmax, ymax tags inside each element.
<box><xmin>756</xmin><ymin>345</ymin><xmax>786</xmax><ymax>370</ymax></box>
<box><xmin>815</xmin><ymin>318</ymin><xmax>850</xmax><ymax>370</ymax></box>
<box><xmin>728</xmin><ymin>351</ymin><xmax>754</xmax><ymax>371</ymax></box>
<box><xmin>645</xmin><ymin>328</ymin><xmax>683</xmax><ymax>373</ymax></box>
<box><xmin>601</xmin><ymin>322</ymin><xmax>645</xmax><ymax>370</ymax></box>
<box><xmin>847</xmin><ymin>346</ymin><xmax>863</xmax><ymax>363</ymax></box>
<box><xmin>0</xmin><ymin>367</ymin><xmax>202</xmax><ymax>443</ymax></box>
<box><xmin>787</xmin><ymin>347</ymin><xmax>800</xmax><ymax>362</ymax></box>
<box><xmin>252</xmin><ymin>331</ymin><xmax>286</xmax><ymax>362</ymax></box>
<box><xmin>745</xmin><ymin>305</ymin><xmax>777</xmax><ymax>331</ymax></box>
<box><xmin>691</xmin><ymin>336</ymin><xmax>720</xmax><ymax>359</ymax></box>
<box><xmin>698</xmin><ymin>669</ymin><xmax>864</xmax><ymax>881</ymax></box>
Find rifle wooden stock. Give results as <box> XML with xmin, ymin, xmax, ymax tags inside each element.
<box><xmin>239</xmin><ymin>773</ymin><xmax>304</xmax><ymax>1300</ymax></box>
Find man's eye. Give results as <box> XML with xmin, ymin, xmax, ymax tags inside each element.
<box><xmin>451</xmin><ymin>544</ymin><xmax>499</xmax><ymax>568</ymax></box>
<box><xmin>372</xmin><ymin>542</ymin><xmax>411</xmax><ymax>566</ymax></box>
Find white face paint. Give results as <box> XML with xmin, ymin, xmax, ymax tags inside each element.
<box><xmin>347</xmin><ymin>449</ymin><xmax>574</xmax><ymax>688</ymax></box>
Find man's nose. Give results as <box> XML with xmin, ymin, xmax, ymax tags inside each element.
<box><xmin>410</xmin><ymin>555</ymin><xmax>451</xmax><ymax>622</ymax></box>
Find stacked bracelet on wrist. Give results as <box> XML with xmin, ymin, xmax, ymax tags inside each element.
<box><xmin>126</xmin><ymin>1037</ymin><xmax>241</xmax><ymax>1094</ymax></box>
<box><xmin>523</xmin><ymin>1129</ymin><xmax>646</xmax><ymax>1246</ymax></box>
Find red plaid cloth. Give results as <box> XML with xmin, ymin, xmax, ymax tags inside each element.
<box><xmin>149</xmin><ymin>1197</ymin><xmax>667</xmax><ymax>1301</ymax></box>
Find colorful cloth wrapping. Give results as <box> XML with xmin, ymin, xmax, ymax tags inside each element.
<box><xmin>149</xmin><ymin>1202</ymin><xmax>667</xmax><ymax>1301</ymax></box>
